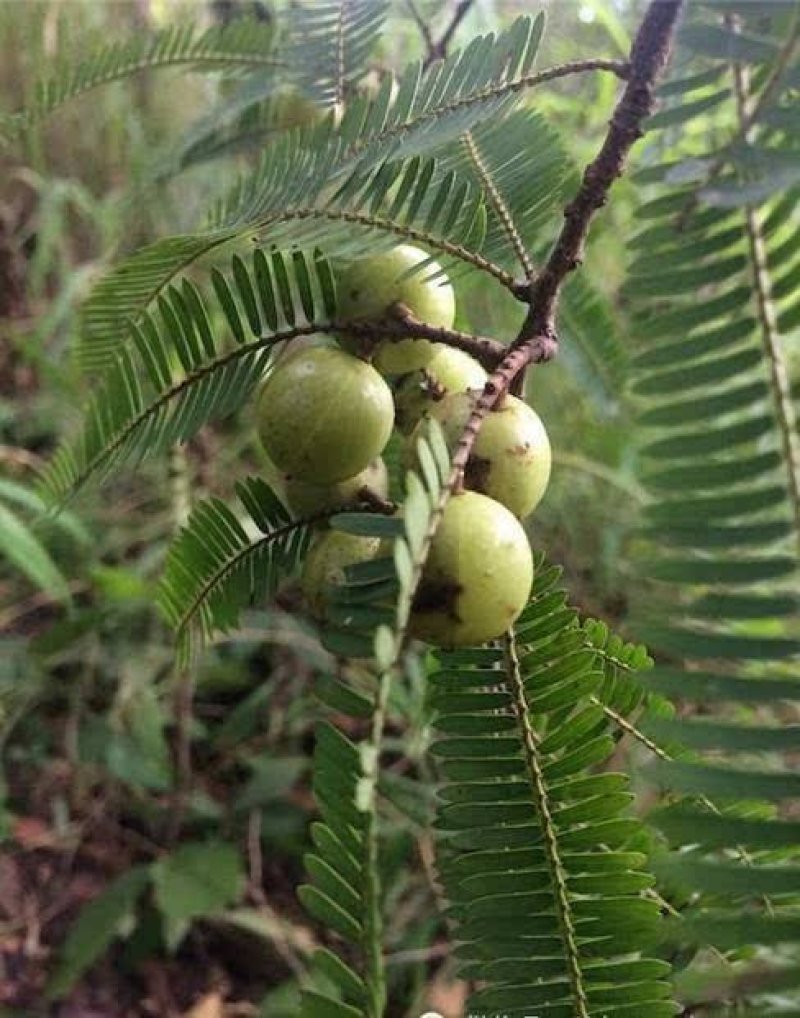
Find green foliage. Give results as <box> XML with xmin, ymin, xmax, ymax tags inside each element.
<box><xmin>41</xmin><ymin>248</ymin><xmax>336</xmax><ymax>501</ymax></box>
<box><xmin>628</xmin><ymin>1</ymin><xmax>800</xmax><ymax>1010</ymax></box>
<box><xmin>49</xmin><ymin>842</ymin><xmax>246</xmax><ymax>997</ymax></box>
<box><xmin>0</xmin><ymin>477</ymin><xmax>88</xmax><ymax>603</ymax></box>
<box><xmin>47</xmin><ymin>866</ymin><xmax>151</xmax><ymax>999</ymax></box>
<box><xmin>74</xmin><ymin>15</ymin><xmax>548</xmax><ymax>370</ymax></box>
<box><xmin>298</xmin><ymin>721</ymin><xmax>377</xmax><ymax>1015</ymax></box>
<box><xmin>0</xmin><ymin>19</ymin><xmax>278</xmax><ymax>140</ymax></box>
<box><xmin>325</xmin><ymin>420</ymin><xmax>452</xmax><ymax>665</ymax></box>
<box><xmin>151</xmin><ymin>840</ymin><xmax>246</xmax><ymax>950</ymax></box>
<box><xmin>441</xmin><ymin>107</ymin><xmax>570</xmax><ymax>270</ymax></box>
<box><xmin>12</xmin><ymin>0</ymin><xmax>800</xmax><ymax>1013</ymax></box>
<box><xmin>582</xmin><ymin>616</ymin><xmax>662</xmax><ymax>723</ymax></box>
<box><xmin>287</xmin><ymin>0</ymin><xmax>391</xmax><ymax>107</ymax></box>
<box><xmin>158</xmin><ymin>477</ymin><xmax>314</xmax><ymax>664</ymax></box>
<box><xmin>433</xmin><ymin>559</ymin><xmax>673</xmax><ymax>1018</ymax></box>
<box><xmin>297</xmin><ymin>424</ymin><xmax>451</xmax><ymax>1017</ymax></box>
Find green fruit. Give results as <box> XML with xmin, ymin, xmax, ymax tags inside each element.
<box><xmin>276</xmin><ymin>333</ymin><xmax>338</xmax><ymax>363</ymax></box>
<box><xmin>256</xmin><ymin>347</ymin><xmax>394</xmax><ymax>484</ymax></box>
<box><xmin>302</xmin><ymin>530</ymin><xmax>382</xmax><ymax>618</ymax></box>
<box><xmin>337</xmin><ymin>244</ymin><xmax>455</xmax><ymax>374</ymax></box>
<box><xmin>284</xmin><ymin>458</ymin><xmax>389</xmax><ymax>516</ymax></box>
<box><xmin>409</xmin><ymin>491</ymin><xmax>533</xmax><ymax>647</ymax></box>
<box><xmin>409</xmin><ymin>392</ymin><xmax>551</xmax><ymax>520</ymax></box>
<box><xmin>394</xmin><ymin>346</ymin><xmax>487</xmax><ymax>434</ymax></box>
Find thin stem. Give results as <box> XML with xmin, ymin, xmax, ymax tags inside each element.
<box><xmin>361</xmin><ymin>669</ymin><xmax>392</xmax><ymax>1017</ymax></box>
<box><xmin>246</xmin><ymin>810</ymin><xmax>310</xmax><ymax>977</ymax></box>
<box><xmin>334</xmin><ymin>0</ymin><xmax>346</xmax><ymax>111</ymax></box>
<box><xmin>167</xmin><ymin>445</ymin><xmax>193</xmax><ymax>846</ymax></box>
<box><xmin>168</xmin><ymin>444</ymin><xmax>191</xmax><ymax>532</ymax></box>
<box><xmin>590</xmin><ymin>684</ymin><xmax>771</xmax><ymax>913</ymax></box>
<box><xmin>742</xmin><ymin>205</ymin><xmax>800</xmax><ymax>551</ymax></box>
<box><xmin>404</xmin><ymin>0</ymin><xmax>434</xmax><ymax>56</ymax></box>
<box><xmin>735</xmin><ymin>3</ymin><xmax>800</xmax><ymax>141</ymax></box>
<box><xmin>167</xmin><ymin>665</ymin><xmax>194</xmax><ymax>845</ymax></box>
<box><xmin>591</xmin><ymin>697</ymin><xmax>671</xmax><ymax>761</ymax></box>
<box><xmin>344</xmin><ymin>59</ymin><xmax>630</xmax><ymax>165</ymax></box>
<box><xmin>504</xmin><ymin>629</ymin><xmax>590</xmax><ymax>1018</ymax></box>
<box><xmin>448</xmin><ymin>1</ymin><xmax>684</xmax><ymax>472</ymax></box>
<box><xmin>449</xmin><ymin>335</ymin><xmax>557</xmax><ymax>487</ymax></box>
<box><xmin>426</xmin><ymin>0</ymin><xmax>476</xmax><ymax>67</ymax></box>
<box><xmin>376</xmin><ymin>308</ymin><xmax>505</xmax><ymax>368</ymax></box>
<box><xmin>520</xmin><ymin>1</ymin><xmax>684</xmax><ymax>341</ymax></box>
<box><xmin>463</xmin><ymin>129</ymin><xmax>535</xmax><ymax>280</ymax></box>
<box><xmin>273</xmin><ymin>206</ymin><xmax>517</xmax><ymax>292</ymax></box>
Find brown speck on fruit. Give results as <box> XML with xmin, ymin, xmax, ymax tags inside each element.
<box><xmin>464</xmin><ymin>454</ymin><xmax>491</xmax><ymax>494</ymax></box>
<box><xmin>511</xmin><ymin>443</ymin><xmax>531</xmax><ymax>456</ymax></box>
<box><xmin>412</xmin><ymin>577</ymin><xmax>462</xmax><ymax>620</ymax></box>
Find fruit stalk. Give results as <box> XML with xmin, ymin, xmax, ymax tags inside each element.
<box><xmin>340</xmin><ymin>309</ymin><xmax>505</xmax><ymax>370</ymax></box>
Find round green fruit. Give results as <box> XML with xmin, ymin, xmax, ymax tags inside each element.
<box><xmin>256</xmin><ymin>347</ymin><xmax>394</xmax><ymax>484</ymax></box>
<box><xmin>275</xmin><ymin>332</ymin><xmax>338</xmax><ymax>364</ymax></box>
<box><xmin>337</xmin><ymin>244</ymin><xmax>455</xmax><ymax>374</ymax></box>
<box><xmin>394</xmin><ymin>346</ymin><xmax>487</xmax><ymax>434</ymax></box>
<box><xmin>284</xmin><ymin>458</ymin><xmax>389</xmax><ymax>516</ymax></box>
<box><xmin>409</xmin><ymin>491</ymin><xmax>533</xmax><ymax>647</ymax></box>
<box><xmin>302</xmin><ymin>530</ymin><xmax>382</xmax><ymax>618</ymax></box>
<box><xmin>409</xmin><ymin>392</ymin><xmax>551</xmax><ymax>520</ymax></box>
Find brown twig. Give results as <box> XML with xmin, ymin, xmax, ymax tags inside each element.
<box><xmin>426</xmin><ymin>0</ymin><xmax>475</xmax><ymax>67</ymax></box>
<box><xmin>244</xmin><ymin>809</ymin><xmax>310</xmax><ymax>978</ymax></box>
<box><xmin>344</xmin><ymin>308</ymin><xmax>506</xmax><ymax>369</ymax></box>
<box><xmin>448</xmin><ymin>335</ymin><xmax>557</xmax><ymax>491</ymax></box>
<box><xmin>404</xmin><ymin>0</ymin><xmax>435</xmax><ymax>57</ymax></box>
<box><xmin>452</xmin><ymin>0</ymin><xmax>685</xmax><ymax>472</ymax></box>
<box><xmin>520</xmin><ymin>0</ymin><xmax>685</xmax><ymax>342</ymax></box>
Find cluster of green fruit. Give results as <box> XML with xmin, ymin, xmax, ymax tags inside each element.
<box><xmin>256</xmin><ymin>245</ymin><xmax>552</xmax><ymax>647</ymax></box>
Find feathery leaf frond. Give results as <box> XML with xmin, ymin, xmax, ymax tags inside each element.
<box><xmin>78</xmin><ymin>149</ymin><xmax>493</xmax><ymax>371</ymax></box>
<box><xmin>443</xmin><ymin>108</ymin><xmax>570</xmax><ymax>273</ymax></box>
<box><xmin>629</xmin><ymin>3</ymin><xmax>800</xmax><ymax>1007</ymax></box>
<box><xmin>321</xmin><ymin>420</ymin><xmax>451</xmax><ymax>664</ymax></box>
<box><xmin>1</xmin><ymin>20</ymin><xmax>278</xmax><ymax>139</ymax></box>
<box><xmin>299</xmin><ymin>425</ymin><xmax>453</xmax><ymax>1017</ymax></box>
<box><xmin>42</xmin><ymin>249</ymin><xmax>336</xmax><ymax>501</ymax></box>
<box><xmin>287</xmin><ymin>0</ymin><xmax>390</xmax><ymax>108</ymax></box>
<box><xmin>433</xmin><ymin>559</ymin><xmax>675</xmax><ymax>1018</ymax></box>
<box><xmin>74</xmin><ymin>15</ymin><xmax>552</xmax><ymax>369</ymax></box>
<box><xmin>219</xmin><ymin>153</ymin><xmax>490</xmax><ymax>271</ymax></box>
<box><xmin>77</xmin><ymin>232</ymin><xmax>238</xmax><ymax>372</ymax></box>
<box><xmin>337</xmin><ymin>14</ymin><xmax>545</xmax><ymax>172</ymax></box>
<box><xmin>158</xmin><ymin>477</ymin><xmax>312</xmax><ymax>665</ymax></box>
<box><xmin>299</xmin><ymin>721</ymin><xmax>379</xmax><ymax>1017</ymax></box>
